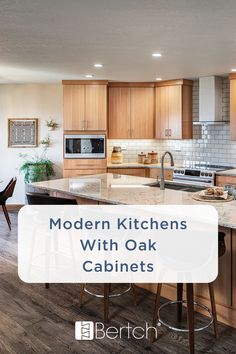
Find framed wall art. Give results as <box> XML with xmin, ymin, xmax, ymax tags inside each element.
<box><xmin>8</xmin><ymin>118</ymin><xmax>38</xmax><ymax>148</ymax></box>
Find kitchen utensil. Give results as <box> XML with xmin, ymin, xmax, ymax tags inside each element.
<box><xmin>138</xmin><ymin>152</ymin><xmax>146</xmax><ymax>164</ymax></box>
<box><xmin>111</xmin><ymin>146</ymin><xmax>123</xmax><ymax>164</ymax></box>
<box><xmin>148</xmin><ymin>151</ymin><xmax>158</xmax><ymax>164</ymax></box>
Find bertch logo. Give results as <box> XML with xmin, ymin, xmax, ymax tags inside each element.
<box><xmin>75</xmin><ymin>321</ymin><xmax>94</xmax><ymax>340</ymax></box>
<box><xmin>75</xmin><ymin>321</ymin><xmax>157</xmax><ymax>340</ymax></box>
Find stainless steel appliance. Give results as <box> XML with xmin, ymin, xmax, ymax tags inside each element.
<box><xmin>173</xmin><ymin>164</ymin><xmax>233</xmax><ymax>187</ymax></box>
<box><xmin>64</xmin><ymin>134</ymin><xmax>106</xmax><ymax>159</ymax></box>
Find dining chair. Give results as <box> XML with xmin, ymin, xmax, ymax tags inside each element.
<box><xmin>0</xmin><ymin>177</ymin><xmax>17</xmax><ymax>230</ymax></box>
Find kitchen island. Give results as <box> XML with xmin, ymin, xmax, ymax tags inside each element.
<box><xmin>29</xmin><ymin>173</ymin><xmax>236</xmax><ymax>328</ymax></box>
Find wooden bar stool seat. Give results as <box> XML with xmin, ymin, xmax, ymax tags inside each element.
<box><xmin>150</xmin><ymin>231</ymin><xmax>226</xmax><ymax>354</ymax></box>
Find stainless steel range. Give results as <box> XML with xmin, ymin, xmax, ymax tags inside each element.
<box><xmin>173</xmin><ymin>164</ymin><xmax>233</xmax><ymax>187</ymax></box>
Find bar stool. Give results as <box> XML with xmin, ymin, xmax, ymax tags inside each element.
<box><xmin>150</xmin><ymin>231</ymin><xmax>226</xmax><ymax>354</ymax></box>
<box><xmin>26</xmin><ymin>192</ymin><xmax>77</xmax><ymax>289</ymax></box>
<box><xmin>79</xmin><ymin>283</ymin><xmax>137</xmax><ymax>323</ymax></box>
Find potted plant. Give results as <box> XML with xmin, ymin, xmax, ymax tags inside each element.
<box><xmin>19</xmin><ymin>151</ymin><xmax>55</xmax><ymax>183</ymax></box>
<box><xmin>46</xmin><ymin>119</ymin><xmax>58</xmax><ymax>131</ymax></box>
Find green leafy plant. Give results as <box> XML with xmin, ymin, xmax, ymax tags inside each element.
<box><xmin>19</xmin><ymin>151</ymin><xmax>55</xmax><ymax>183</ymax></box>
<box><xmin>46</xmin><ymin>119</ymin><xmax>58</xmax><ymax>130</ymax></box>
<box><xmin>39</xmin><ymin>136</ymin><xmax>51</xmax><ymax>146</ymax></box>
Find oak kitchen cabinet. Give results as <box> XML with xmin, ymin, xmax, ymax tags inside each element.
<box><xmin>107</xmin><ymin>167</ymin><xmax>148</xmax><ymax>177</ymax></box>
<box><xmin>229</xmin><ymin>73</ymin><xmax>236</xmax><ymax>140</ymax></box>
<box><xmin>63</xmin><ymin>80</ymin><xmax>108</xmax><ymax>131</ymax></box>
<box><xmin>108</xmin><ymin>83</ymin><xmax>154</xmax><ymax>139</ymax></box>
<box><xmin>107</xmin><ymin>167</ymin><xmax>173</xmax><ymax>179</ymax></box>
<box><xmin>216</xmin><ymin>174</ymin><xmax>236</xmax><ymax>187</ymax></box>
<box><xmin>63</xmin><ymin>158</ymin><xmax>107</xmax><ymax>178</ymax></box>
<box><xmin>155</xmin><ymin>79</ymin><xmax>193</xmax><ymax>139</ymax></box>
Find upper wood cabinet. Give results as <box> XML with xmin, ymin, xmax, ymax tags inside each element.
<box><xmin>63</xmin><ymin>81</ymin><xmax>108</xmax><ymax>131</ymax></box>
<box><xmin>130</xmin><ymin>87</ymin><xmax>154</xmax><ymax>138</ymax></box>
<box><xmin>229</xmin><ymin>73</ymin><xmax>236</xmax><ymax>140</ymax></box>
<box><xmin>155</xmin><ymin>80</ymin><xmax>193</xmax><ymax>139</ymax></box>
<box><xmin>108</xmin><ymin>87</ymin><xmax>131</xmax><ymax>138</ymax></box>
<box><xmin>108</xmin><ymin>84</ymin><xmax>154</xmax><ymax>139</ymax></box>
<box><xmin>63</xmin><ymin>85</ymin><xmax>85</xmax><ymax>130</ymax></box>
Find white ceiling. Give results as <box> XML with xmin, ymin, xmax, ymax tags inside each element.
<box><xmin>1</xmin><ymin>0</ymin><xmax>236</xmax><ymax>83</ymax></box>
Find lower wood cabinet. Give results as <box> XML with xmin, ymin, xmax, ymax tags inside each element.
<box><xmin>107</xmin><ymin>167</ymin><xmax>173</xmax><ymax>179</ymax></box>
<box><xmin>63</xmin><ymin>159</ymin><xmax>107</xmax><ymax>178</ymax></box>
<box><xmin>216</xmin><ymin>175</ymin><xmax>236</xmax><ymax>187</ymax></box>
<box><xmin>232</xmin><ymin>230</ymin><xmax>236</xmax><ymax>310</ymax></box>
<box><xmin>148</xmin><ymin>168</ymin><xmax>173</xmax><ymax>180</ymax></box>
<box><xmin>63</xmin><ymin>169</ymin><xmax>107</xmax><ymax>178</ymax></box>
<box><xmin>107</xmin><ymin>167</ymin><xmax>148</xmax><ymax>178</ymax></box>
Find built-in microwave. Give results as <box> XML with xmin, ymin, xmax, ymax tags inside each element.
<box><xmin>64</xmin><ymin>134</ymin><xmax>106</xmax><ymax>159</ymax></box>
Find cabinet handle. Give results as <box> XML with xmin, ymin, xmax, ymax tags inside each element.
<box><xmin>165</xmin><ymin>129</ymin><xmax>168</xmax><ymax>136</ymax></box>
<box><xmin>169</xmin><ymin>129</ymin><xmax>172</xmax><ymax>136</ymax></box>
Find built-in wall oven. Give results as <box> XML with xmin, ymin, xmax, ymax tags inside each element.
<box><xmin>64</xmin><ymin>134</ymin><xmax>106</xmax><ymax>159</ymax></box>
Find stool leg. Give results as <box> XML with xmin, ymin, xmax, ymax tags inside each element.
<box><xmin>104</xmin><ymin>284</ymin><xmax>110</xmax><ymax>323</ymax></box>
<box><xmin>177</xmin><ymin>283</ymin><xmax>183</xmax><ymax>322</ymax></box>
<box><xmin>150</xmin><ymin>283</ymin><xmax>162</xmax><ymax>343</ymax></box>
<box><xmin>208</xmin><ymin>282</ymin><xmax>218</xmax><ymax>338</ymax></box>
<box><xmin>79</xmin><ymin>283</ymin><xmax>85</xmax><ymax>307</ymax></box>
<box><xmin>131</xmin><ymin>283</ymin><xmax>137</xmax><ymax>305</ymax></box>
<box><xmin>186</xmin><ymin>283</ymin><xmax>195</xmax><ymax>354</ymax></box>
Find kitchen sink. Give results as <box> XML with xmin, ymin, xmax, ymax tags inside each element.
<box><xmin>144</xmin><ymin>181</ymin><xmax>204</xmax><ymax>193</ymax></box>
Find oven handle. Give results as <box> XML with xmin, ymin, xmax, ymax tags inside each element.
<box><xmin>173</xmin><ymin>177</ymin><xmax>213</xmax><ymax>184</ymax></box>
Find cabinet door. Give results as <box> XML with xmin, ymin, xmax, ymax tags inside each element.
<box><xmin>148</xmin><ymin>168</ymin><xmax>173</xmax><ymax>180</ymax></box>
<box><xmin>233</xmin><ymin>230</ymin><xmax>236</xmax><ymax>309</ymax></box>
<box><xmin>63</xmin><ymin>85</ymin><xmax>85</xmax><ymax>130</ymax></box>
<box><xmin>108</xmin><ymin>87</ymin><xmax>131</xmax><ymax>138</ymax></box>
<box><xmin>155</xmin><ymin>86</ymin><xmax>169</xmax><ymax>139</ymax></box>
<box><xmin>130</xmin><ymin>87</ymin><xmax>154</xmax><ymax>138</ymax></box>
<box><xmin>230</xmin><ymin>79</ymin><xmax>236</xmax><ymax>140</ymax></box>
<box><xmin>85</xmin><ymin>85</ymin><xmax>107</xmax><ymax>130</ymax></box>
<box><xmin>168</xmin><ymin>85</ymin><xmax>182</xmax><ymax>139</ymax></box>
<box><xmin>108</xmin><ymin>168</ymin><xmax>147</xmax><ymax>177</ymax></box>
<box><xmin>216</xmin><ymin>175</ymin><xmax>236</xmax><ymax>187</ymax></box>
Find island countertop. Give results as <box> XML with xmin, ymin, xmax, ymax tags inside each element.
<box><xmin>29</xmin><ymin>173</ymin><xmax>236</xmax><ymax>229</ymax></box>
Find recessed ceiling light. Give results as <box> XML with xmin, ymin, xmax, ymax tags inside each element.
<box><xmin>231</xmin><ymin>69</ymin><xmax>236</xmax><ymax>72</ymax></box>
<box><xmin>85</xmin><ymin>74</ymin><xmax>94</xmax><ymax>78</ymax></box>
<box><xmin>155</xmin><ymin>77</ymin><xmax>162</xmax><ymax>81</ymax></box>
<box><xmin>152</xmin><ymin>53</ymin><xmax>162</xmax><ymax>57</ymax></box>
<box><xmin>94</xmin><ymin>63</ymin><xmax>103</xmax><ymax>68</ymax></box>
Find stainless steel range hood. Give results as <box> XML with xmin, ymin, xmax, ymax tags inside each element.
<box><xmin>193</xmin><ymin>76</ymin><xmax>229</xmax><ymax>125</ymax></box>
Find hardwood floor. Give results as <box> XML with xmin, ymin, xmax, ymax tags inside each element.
<box><xmin>0</xmin><ymin>210</ymin><xmax>236</xmax><ymax>354</ymax></box>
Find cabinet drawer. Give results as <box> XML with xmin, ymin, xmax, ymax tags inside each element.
<box><xmin>148</xmin><ymin>168</ymin><xmax>173</xmax><ymax>180</ymax></box>
<box><xmin>216</xmin><ymin>175</ymin><xmax>236</xmax><ymax>187</ymax></box>
<box><xmin>63</xmin><ymin>169</ymin><xmax>107</xmax><ymax>178</ymax></box>
<box><xmin>64</xmin><ymin>159</ymin><xmax>107</xmax><ymax>170</ymax></box>
<box><xmin>108</xmin><ymin>168</ymin><xmax>148</xmax><ymax>177</ymax></box>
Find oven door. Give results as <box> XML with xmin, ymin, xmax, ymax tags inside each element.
<box><xmin>64</xmin><ymin>135</ymin><xmax>106</xmax><ymax>158</ymax></box>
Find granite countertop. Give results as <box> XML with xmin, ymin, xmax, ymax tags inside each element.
<box><xmin>216</xmin><ymin>168</ymin><xmax>236</xmax><ymax>177</ymax></box>
<box><xmin>31</xmin><ymin>173</ymin><xmax>236</xmax><ymax>229</ymax></box>
<box><xmin>107</xmin><ymin>162</ymin><xmax>174</xmax><ymax>169</ymax></box>
<box><xmin>107</xmin><ymin>162</ymin><xmax>236</xmax><ymax>176</ymax></box>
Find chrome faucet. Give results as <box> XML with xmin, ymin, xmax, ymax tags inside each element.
<box><xmin>160</xmin><ymin>151</ymin><xmax>174</xmax><ymax>190</ymax></box>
